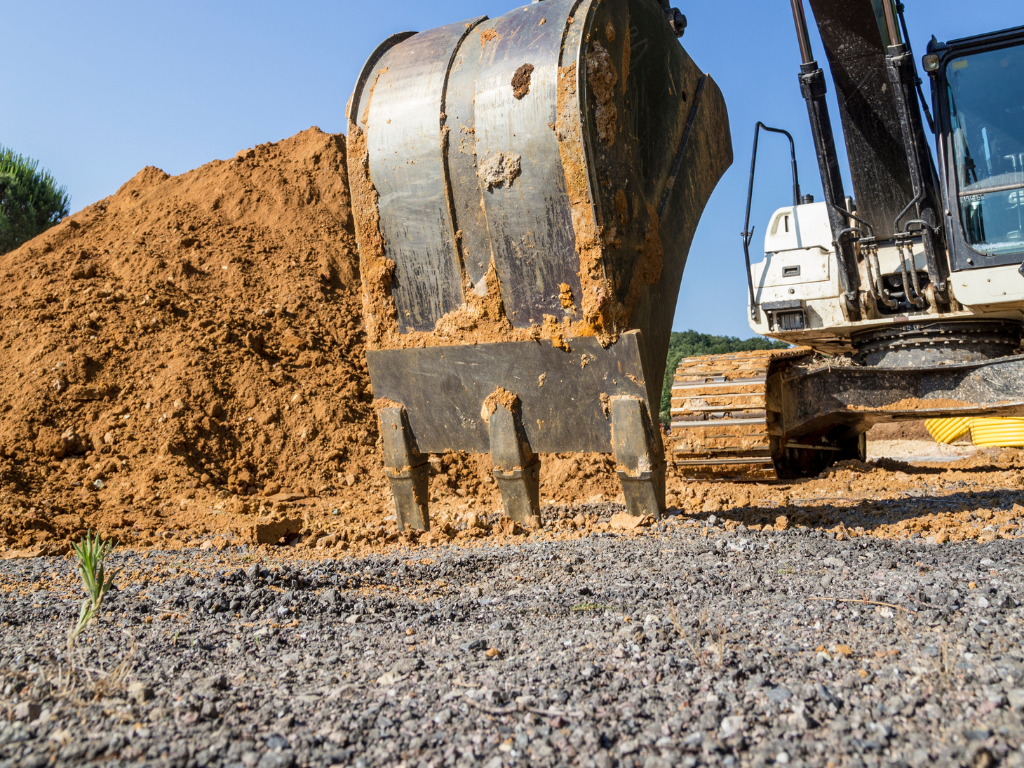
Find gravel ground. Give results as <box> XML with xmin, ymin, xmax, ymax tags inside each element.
<box><xmin>2</xmin><ymin>506</ymin><xmax>1023</xmax><ymax>768</ymax></box>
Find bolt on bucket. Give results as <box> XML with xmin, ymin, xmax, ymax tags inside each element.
<box><xmin>347</xmin><ymin>0</ymin><xmax>732</xmax><ymax>530</ymax></box>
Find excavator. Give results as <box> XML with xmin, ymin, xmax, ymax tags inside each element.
<box><xmin>673</xmin><ymin>0</ymin><xmax>1024</xmax><ymax>479</ymax></box>
<box><xmin>347</xmin><ymin>0</ymin><xmax>1024</xmax><ymax>532</ymax></box>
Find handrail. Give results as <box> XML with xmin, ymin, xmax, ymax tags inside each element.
<box><xmin>741</xmin><ymin>122</ymin><xmax>802</xmax><ymax>322</ymax></box>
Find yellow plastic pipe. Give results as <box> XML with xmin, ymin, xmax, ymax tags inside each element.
<box><xmin>969</xmin><ymin>418</ymin><xmax>1024</xmax><ymax>448</ymax></box>
<box><xmin>926</xmin><ymin>417</ymin><xmax>971</xmax><ymax>445</ymax></box>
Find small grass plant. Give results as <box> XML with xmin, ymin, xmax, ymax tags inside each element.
<box><xmin>67</xmin><ymin>531</ymin><xmax>118</xmax><ymax>654</ymax></box>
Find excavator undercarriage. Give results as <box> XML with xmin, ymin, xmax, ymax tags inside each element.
<box><xmin>673</xmin><ymin>0</ymin><xmax>1024</xmax><ymax>479</ymax></box>
<box><xmin>673</xmin><ymin>348</ymin><xmax>1024</xmax><ymax>480</ymax></box>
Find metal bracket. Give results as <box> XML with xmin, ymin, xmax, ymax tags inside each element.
<box><xmin>610</xmin><ymin>397</ymin><xmax>666</xmax><ymax>519</ymax></box>
<box><xmin>379</xmin><ymin>406</ymin><xmax>430</xmax><ymax>532</ymax></box>
<box><xmin>488</xmin><ymin>400</ymin><xmax>542</xmax><ymax>528</ymax></box>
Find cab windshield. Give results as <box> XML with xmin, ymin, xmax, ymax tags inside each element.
<box><xmin>946</xmin><ymin>42</ymin><xmax>1024</xmax><ymax>256</ymax></box>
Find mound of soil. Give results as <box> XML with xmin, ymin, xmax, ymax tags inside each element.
<box><xmin>0</xmin><ymin>130</ymin><xmax>628</xmax><ymax>555</ymax></box>
<box><xmin>866</xmin><ymin>421</ymin><xmax>932</xmax><ymax>442</ymax></box>
<box><xmin>0</xmin><ymin>129</ymin><xmax>394</xmax><ymax>550</ymax></box>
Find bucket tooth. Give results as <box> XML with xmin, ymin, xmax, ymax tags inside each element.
<box><xmin>611</xmin><ymin>398</ymin><xmax>666</xmax><ymax>519</ymax></box>
<box><xmin>488</xmin><ymin>401</ymin><xmax>542</xmax><ymax>528</ymax></box>
<box><xmin>379</xmin><ymin>406</ymin><xmax>430</xmax><ymax>532</ymax></box>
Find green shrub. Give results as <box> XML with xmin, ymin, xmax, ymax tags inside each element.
<box><xmin>0</xmin><ymin>145</ymin><xmax>71</xmax><ymax>255</ymax></box>
<box><xmin>660</xmin><ymin>330</ymin><xmax>788</xmax><ymax>425</ymax></box>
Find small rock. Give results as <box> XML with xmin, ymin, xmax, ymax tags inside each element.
<box><xmin>128</xmin><ymin>681</ymin><xmax>154</xmax><ymax>704</ymax></box>
<box><xmin>433</xmin><ymin>709</ymin><xmax>452</xmax><ymax>725</ymax></box>
<box><xmin>822</xmin><ymin>556</ymin><xmax>844</xmax><ymax>569</ymax></box>
<box><xmin>257</xmin><ymin>752</ymin><xmax>295</xmax><ymax>768</ymax></box>
<box><xmin>719</xmin><ymin>715</ymin><xmax>744</xmax><ymax>738</ymax></box>
<box><xmin>787</xmin><ymin>712</ymin><xmax>809</xmax><ymax>731</ymax></box>
<box><xmin>266</xmin><ymin>734</ymin><xmax>290</xmax><ymax>750</ymax></box>
<box><xmin>1008</xmin><ymin>689</ymin><xmax>1024</xmax><ymax>712</ymax></box>
<box><xmin>317</xmin><ymin>534</ymin><xmax>340</xmax><ymax>550</ymax></box>
<box><xmin>766</xmin><ymin>687</ymin><xmax>792</xmax><ymax>703</ymax></box>
<box><xmin>248</xmin><ymin>516</ymin><xmax>303</xmax><ymax>545</ymax></box>
<box><xmin>14</xmin><ymin>701</ymin><xmax>41</xmax><ymax>721</ymax></box>
<box><xmin>345</xmin><ymin>614</ymin><xmax>362</xmax><ymax>625</ymax></box>
<box><xmin>196</xmin><ymin>673</ymin><xmax>228</xmax><ymax>693</ymax></box>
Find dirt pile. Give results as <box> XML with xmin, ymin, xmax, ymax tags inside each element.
<box><xmin>0</xmin><ymin>130</ymin><xmax>626</xmax><ymax>556</ymax></box>
<box><xmin>0</xmin><ymin>129</ymin><xmax>394</xmax><ymax>551</ymax></box>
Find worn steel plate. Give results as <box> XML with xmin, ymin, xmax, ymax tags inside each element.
<box><xmin>473</xmin><ymin>0</ymin><xmax>583</xmax><ymax>327</ymax></box>
<box><xmin>365</xmin><ymin>19</ymin><xmax>484</xmax><ymax>332</ymax></box>
<box><xmin>366</xmin><ymin>332</ymin><xmax>652</xmax><ymax>455</ymax></box>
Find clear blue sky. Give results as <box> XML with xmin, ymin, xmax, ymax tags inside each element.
<box><xmin>2</xmin><ymin>0</ymin><xmax>1019</xmax><ymax>338</ymax></box>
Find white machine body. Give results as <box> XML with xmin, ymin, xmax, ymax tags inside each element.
<box><xmin>747</xmin><ymin>202</ymin><xmax>1024</xmax><ymax>353</ymax></box>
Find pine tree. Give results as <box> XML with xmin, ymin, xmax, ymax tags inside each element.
<box><xmin>0</xmin><ymin>146</ymin><xmax>71</xmax><ymax>255</ymax></box>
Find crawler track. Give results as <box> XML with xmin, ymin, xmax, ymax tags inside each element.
<box><xmin>670</xmin><ymin>348</ymin><xmax>812</xmax><ymax>478</ymax></box>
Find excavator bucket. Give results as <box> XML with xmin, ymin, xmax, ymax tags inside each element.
<box><xmin>347</xmin><ymin>0</ymin><xmax>732</xmax><ymax>530</ymax></box>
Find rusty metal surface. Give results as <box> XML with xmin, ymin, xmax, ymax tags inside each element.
<box><xmin>366</xmin><ymin>332</ymin><xmax>652</xmax><ymax>455</ymax></box>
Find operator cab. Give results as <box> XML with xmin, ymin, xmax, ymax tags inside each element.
<box><xmin>928</xmin><ymin>27</ymin><xmax>1024</xmax><ymax>273</ymax></box>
